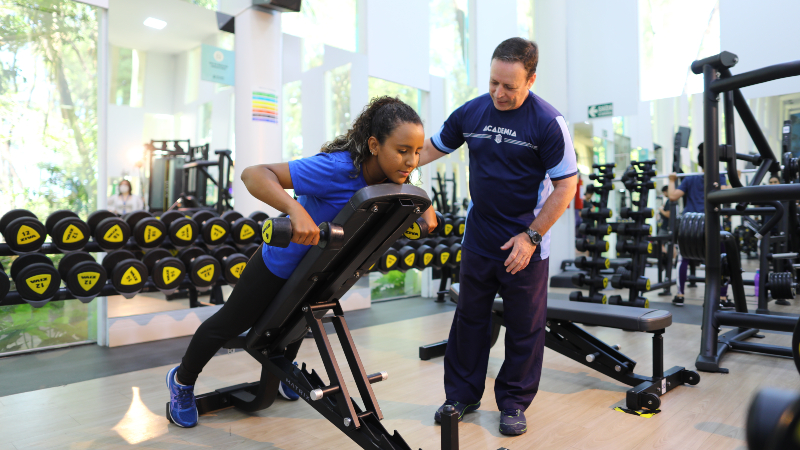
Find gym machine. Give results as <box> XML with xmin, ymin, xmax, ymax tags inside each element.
<box><xmin>571</xmin><ymin>163</ymin><xmax>615</xmax><ymax>304</ymax></box>
<box><xmin>691</xmin><ymin>50</ymin><xmax>800</xmax><ymax>373</ymax></box>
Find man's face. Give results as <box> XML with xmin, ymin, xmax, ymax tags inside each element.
<box><xmin>769</xmin><ymin>177</ymin><xmax>780</xmax><ymax>185</ymax></box>
<box><xmin>489</xmin><ymin>59</ymin><xmax>536</xmax><ymax>111</ymax></box>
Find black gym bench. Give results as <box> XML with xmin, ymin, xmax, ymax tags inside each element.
<box><xmin>174</xmin><ymin>184</ymin><xmax>458</xmax><ymax>450</ymax></box>
<box><xmin>419</xmin><ymin>284</ymin><xmax>700</xmax><ymax>411</ymax></box>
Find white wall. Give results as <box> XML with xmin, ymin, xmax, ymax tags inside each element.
<box><xmin>366</xmin><ymin>0</ymin><xmax>430</xmax><ymax>91</ymax></box>
<box><xmin>565</xmin><ymin>0</ymin><xmax>639</xmax><ymax>124</ymax></box>
<box><xmin>474</xmin><ymin>0</ymin><xmax>517</xmax><ymax>94</ymax></box>
<box><xmin>534</xmin><ymin>0</ymin><xmax>568</xmax><ymax>115</ymax></box>
<box><xmin>721</xmin><ymin>0</ymin><xmax>800</xmax><ymax>99</ymax></box>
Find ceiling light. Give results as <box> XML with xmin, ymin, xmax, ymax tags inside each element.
<box><xmin>144</xmin><ymin>17</ymin><xmax>167</xmax><ymax>30</ymax></box>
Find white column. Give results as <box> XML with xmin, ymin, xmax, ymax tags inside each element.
<box><xmin>534</xmin><ymin>0</ymin><xmax>568</xmax><ymax>115</ymax></box>
<box><xmin>233</xmin><ymin>7</ymin><xmax>283</xmax><ymax>216</ymax></box>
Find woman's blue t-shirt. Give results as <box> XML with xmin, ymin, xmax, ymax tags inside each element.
<box><xmin>262</xmin><ymin>151</ymin><xmax>367</xmax><ymax>279</ymax></box>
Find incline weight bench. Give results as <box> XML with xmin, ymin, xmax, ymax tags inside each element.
<box><xmin>420</xmin><ymin>284</ymin><xmax>700</xmax><ymax>411</ymax></box>
<box><xmin>175</xmin><ymin>184</ymin><xmax>456</xmax><ymax>450</ymax></box>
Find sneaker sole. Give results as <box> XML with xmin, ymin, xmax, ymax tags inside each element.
<box><xmin>499</xmin><ymin>426</ymin><xmax>528</xmax><ymax>436</ymax></box>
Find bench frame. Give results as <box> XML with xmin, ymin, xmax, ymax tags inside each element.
<box><xmin>420</xmin><ymin>291</ymin><xmax>699</xmax><ymax>411</ymax></box>
<box><xmin>171</xmin><ymin>184</ymin><xmax>447</xmax><ymax>450</ymax></box>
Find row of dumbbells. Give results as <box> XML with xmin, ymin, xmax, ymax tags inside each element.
<box><xmin>0</xmin><ymin>208</ymin><xmax>270</xmax><ymax>255</ymax></box>
<box><xmin>0</xmin><ymin>243</ymin><xmax>257</xmax><ymax>307</ymax></box>
<box><xmin>374</xmin><ymin>236</ymin><xmax>462</xmax><ymax>274</ymax></box>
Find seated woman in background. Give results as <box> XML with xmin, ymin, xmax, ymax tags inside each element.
<box><xmin>108</xmin><ymin>179</ymin><xmax>144</xmax><ymax>215</ymax></box>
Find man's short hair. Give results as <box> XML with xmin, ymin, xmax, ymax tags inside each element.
<box><xmin>697</xmin><ymin>142</ymin><xmax>704</xmax><ymax>169</ymax></box>
<box><xmin>492</xmin><ymin>37</ymin><xmax>539</xmax><ymax>78</ymax></box>
<box><xmin>661</xmin><ymin>186</ymin><xmax>668</xmax><ymax>193</ymax></box>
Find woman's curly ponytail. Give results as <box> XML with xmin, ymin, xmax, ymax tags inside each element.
<box><xmin>322</xmin><ymin>96</ymin><xmax>422</xmax><ymax>178</ymax></box>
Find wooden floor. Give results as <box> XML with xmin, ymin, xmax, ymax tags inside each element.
<box><xmin>2</xmin><ymin>308</ymin><xmax>799</xmax><ymax>449</ymax></box>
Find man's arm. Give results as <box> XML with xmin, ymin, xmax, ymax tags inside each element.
<box><xmin>667</xmin><ymin>173</ymin><xmax>684</xmax><ymax>201</ymax></box>
<box><xmin>419</xmin><ymin>138</ymin><xmax>449</xmax><ymax>166</ymax></box>
<box><xmin>501</xmin><ymin>174</ymin><xmax>577</xmax><ymax>274</ymax></box>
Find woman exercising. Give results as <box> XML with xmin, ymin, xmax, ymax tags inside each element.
<box><xmin>166</xmin><ymin>96</ymin><xmax>436</xmax><ymax>428</ymax></box>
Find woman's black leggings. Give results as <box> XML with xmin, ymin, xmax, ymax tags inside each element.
<box><xmin>177</xmin><ymin>246</ymin><xmax>287</xmax><ymax>386</ymax></box>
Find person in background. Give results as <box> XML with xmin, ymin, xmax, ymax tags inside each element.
<box><xmin>108</xmin><ymin>179</ymin><xmax>144</xmax><ymax>215</ymax></box>
<box><xmin>668</xmin><ymin>143</ymin><xmax>731</xmax><ymax>308</ymax></box>
<box><xmin>658</xmin><ymin>186</ymin><xmax>673</xmax><ymax>235</ymax></box>
<box><xmin>768</xmin><ymin>176</ymin><xmax>780</xmax><ymax>185</ymax></box>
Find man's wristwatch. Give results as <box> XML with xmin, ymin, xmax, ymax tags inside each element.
<box><xmin>526</xmin><ymin>228</ymin><xmax>542</xmax><ymax>245</ymax></box>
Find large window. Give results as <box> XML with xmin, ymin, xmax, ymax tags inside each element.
<box><xmin>430</xmin><ymin>0</ymin><xmax>477</xmax><ymax>114</ymax></box>
<box><xmin>282</xmin><ymin>80</ymin><xmax>303</xmax><ymax>161</ymax></box>
<box><xmin>325</xmin><ymin>64</ymin><xmax>352</xmax><ymax>141</ymax></box>
<box><xmin>640</xmin><ymin>0</ymin><xmax>719</xmax><ymax>101</ymax></box>
<box><xmin>282</xmin><ymin>0</ymin><xmax>357</xmax><ymax>71</ymax></box>
<box><xmin>110</xmin><ymin>47</ymin><xmax>146</xmax><ymax>107</ymax></box>
<box><xmin>0</xmin><ymin>0</ymin><xmax>100</xmax><ymax>354</ymax></box>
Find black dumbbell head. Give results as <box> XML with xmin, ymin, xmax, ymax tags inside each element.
<box><xmin>211</xmin><ymin>245</ymin><xmax>249</xmax><ymax>285</ymax></box>
<box><xmin>0</xmin><ymin>262</ymin><xmax>8</xmax><ymax>303</ymax></box>
<box><xmin>142</xmin><ymin>248</ymin><xmax>186</xmax><ymax>291</ymax></box>
<box><xmin>239</xmin><ymin>242</ymin><xmax>260</xmax><ymax>258</ymax></box>
<box><xmin>448</xmin><ymin>243</ymin><xmax>462</xmax><ymax>267</ymax></box>
<box><xmin>124</xmin><ymin>211</ymin><xmax>166</xmax><ymax>249</ymax></box>
<box><xmin>397</xmin><ymin>246</ymin><xmax>416</xmax><ymax>272</ymax></box>
<box><xmin>261</xmin><ymin>217</ymin><xmax>292</xmax><ymax>248</ymax></box>
<box><xmin>11</xmin><ymin>253</ymin><xmax>60</xmax><ymax>305</ymax></box>
<box><xmin>249</xmin><ymin>211</ymin><xmax>269</xmax><ymax>225</ymax></box>
<box><xmin>221</xmin><ymin>210</ymin><xmax>244</xmax><ymax>223</ymax></box>
<box><xmin>0</xmin><ymin>210</ymin><xmax>47</xmax><ymax>253</ymax></box>
<box><xmin>47</xmin><ymin>210</ymin><xmax>90</xmax><ymax>252</ymax></box>
<box><xmin>379</xmin><ymin>247</ymin><xmax>399</xmax><ymax>273</ymax></box>
<box><xmin>318</xmin><ymin>222</ymin><xmax>344</xmax><ymax>250</ymax></box>
<box><xmin>102</xmin><ymin>249</ymin><xmax>148</xmax><ymax>295</ymax></box>
<box><xmin>160</xmin><ymin>211</ymin><xmax>198</xmax><ymax>248</ymax></box>
<box><xmin>231</xmin><ymin>217</ymin><xmax>258</xmax><ymax>245</ymax></box>
<box><xmin>177</xmin><ymin>247</ymin><xmax>221</xmax><ymax>288</ymax></box>
<box><xmin>454</xmin><ymin>217</ymin><xmax>466</xmax><ymax>237</ymax></box>
<box><xmin>413</xmin><ymin>244</ymin><xmax>434</xmax><ymax>269</ymax></box>
<box><xmin>87</xmin><ymin>210</ymin><xmax>131</xmax><ymax>251</ymax></box>
<box><xmin>58</xmin><ymin>252</ymin><xmax>107</xmax><ymax>300</ymax></box>
<box><xmin>432</xmin><ymin>244</ymin><xmax>451</xmax><ymax>268</ymax></box>
<box><xmin>193</xmin><ymin>211</ymin><xmax>229</xmax><ymax>247</ymax></box>
<box><xmin>441</xmin><ymin>217</ymin><xmax>454</xmax><ymax>237</ymax></box>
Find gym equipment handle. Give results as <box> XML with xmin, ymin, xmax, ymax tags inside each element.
<box><xmin>310</xmin><ymin>371</ymin><xmax>388</xmax><ymax>401</ymax></box>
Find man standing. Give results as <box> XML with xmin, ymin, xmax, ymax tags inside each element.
<box><xmin>418</xmin><ymin>38</ymin><xmax>577</xmax><ymax>435</ymax></box>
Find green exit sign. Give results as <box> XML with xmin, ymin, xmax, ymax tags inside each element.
<box><xmin>588</xmin><ymin>103</ymin><xmax>613</xmax><ymax>119</ymax></box>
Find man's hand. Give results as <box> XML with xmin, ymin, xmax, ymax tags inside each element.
<box><xmin>500</xmin><ymin>232</ymin><xmax>536</xmax><ymax>274</ymax></box>
<box><xmin>668</xmin><ymin>173</ymin><xmax>678</xmax><ymax>183</ymax></box>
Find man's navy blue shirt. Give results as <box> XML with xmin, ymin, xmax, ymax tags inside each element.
<box><xmin>431</xmin><ymin>92</ymin><xmax>577</xmax><ymax>262</ymax></box>
<box><xmin>678</xmin><ymin>174</ymin><xmax>727</xmax><ymax>213</ymax></box>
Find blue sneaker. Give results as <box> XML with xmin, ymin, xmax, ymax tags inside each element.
<box><xmin>278</xmin><ymin>362</ymin><xmax>300</xmax><ymax>401</ymax></box>
<box><xmin>166</xmin><ymin>366</ymin><xmax>198</xmax><ymax>428</ymax></box>
<box><xmin>499</xmin><ymin>409</ymin><xmax>527</xmax><ymax>435</ymax></box>
<box><xmin>434</xmin><ymin>400</ymin><xmax>481</xmax><ymax>423</ymax></box>
<box><xmin>278</xmin><ymin>381</ymin><xmax>300</xmax><ymax>400</ymax></box>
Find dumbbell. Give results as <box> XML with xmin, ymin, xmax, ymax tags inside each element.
<box><xmin>210</xmin><ymin>245</ymin><xmax>249</xmax><ymax>285</ymax></box>
<box><xmin>577</xmin><ymin>223</ymin><xmax>612</xmax><ymax>237</ymax></box>
<box><xmin>87</xmin><ymin>210</ymin><xmax>131</xmax><ymax>251</ymax></box>
<box><xmin>572</xmin><ymin>272</ymin><xmax>608</xmax><ymax>289</ymax></box>
<box><xmin>239</xmin><ymin>242</ymin><xmax>260</xmax><ymax>259</ymax></box>
<box><xmin>124</xmin><ymin>210</ymin><xmax>166</xmax><ymax>249</ymax></box>
<box><xmin>615</xmin><ymin>223</ymin><xmax>652</xmax><ymax>236</ymax></box>
<box><xmin>193</xmin><ymin>211</ymin><xmax>230</xmax><ymax>248</ymax></box>
<box><xmin>45</xmin><ymin>210</ymin><xmax>90</xmax><ymax>252</ymax></box>
<box><xmin>57</xmin><ymin>252</ymin><xmax>107</xmax><ymax>302</ymax></box>
<box><xmin>378</xmin><ymin>247</ymin><xmax>400</xmax><ymax>273</ymax></box>
<box><xmin>576</xmin><ymin>238</ymin><xmax>609</xmax><ymax>253</ymax></box>
<box><xmin>439</xmin><ymin>214</ymin><xmax>454</xmax><ymax>238</ymax></box>
<box><xmin>574</xmin><ymin>256</ymin><xmax>610</xmax><ymax>270</ymax></box>
<box><xmin>569</xmin><ymin>291</ymin><xmax>607</xmax><ymax>304</ymax></box>
<box><xmin>0</xmin><ymin>210</ymin><xmax>47</xmax><ymax>254</ymax></box>
<box><xmin>610</xmin><ymin>266</ymin><xmax>651</xmax><ymax>291</ymax></box>
<box><xmin>10</xmin><ymin>254</ymin><xmax>61</xmax><ymax>307</ymax></box>
<box><xmin>220</xmin><ymin>211</ymin><xmax>259</xmax><ymax>246</ymax></box>
<box><xmin>397</xmin><ymin>239</ymin><xmax>434</xmax><ymax>270</ymax></box>
<box><xmin>431</xmin><ymin>242</ymin><xmax>452</xmax><ymax>269</ymax></box>
<box><xmin>446</xmin><ymin>242</ymin><xmax>462</xmax><ymax>268</ymax></box>
<box><xmin>454</xmin><ymin>217</ymin><xmax>466</xmax><ymax>237</ymax></box>
<box><xmin>141</xmin><ymin>248</ymin><xmax>186</xmax><ymax>293</ymax></box>
<box><xmin>261</xmin><ymin>217</ymin><xmax>345</xmax><ymax>249</ymax></box>
<box><xmin>249</xmin><ymin>211</ymin><xmax>269</xmax><ymax>243</ymax></box>
<box><xmin>177</xmin><ymin>247</ymin><xmax>221</xmax><ymax>289</ymax></box>
<box><xmin>616</xmin><ymin>240</ymin><xmax>652</xmax><ymax>255</ymax></box>
<box><xmin>580</xmin><ymin>207</ymin><xmax>612</xmax><ymax>219</ymax></box>
<box><xmin>102</xmin><ymin>250</ymin><xmax>149</xmax><ymax>298</ymax></box>
<box><xmin>608</xmin><ymin>295</ymin><xmax>649</xmax><ymax>308</ymax></box>
<box><xmin>619</xmin><ymin>207</ymin><xmax>654</xmax><ymax>219</ymax></box>
<box><xmin>392</xmin><ymin>244</ymin><xmax>416</xmax><ymax>272</ymax></box>
<box><xmin>159</xmin><ymin>211</ymin><xmax>198</xmax><ymax>249</ymax></box>
<box><xmin>403</xmin><ymin>211</ymin><xmax>444</xmax><ymax>241</ymax></box>
<box><xmin>0</xmin><ymin>262</ymin><xmax>10</xmax><ymax>303</ymax></box>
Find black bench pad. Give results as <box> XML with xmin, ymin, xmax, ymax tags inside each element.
<box><xmin>449</xmin><ymin>284</ymin><xmax>672</xmax><ymax>332</ymax></box>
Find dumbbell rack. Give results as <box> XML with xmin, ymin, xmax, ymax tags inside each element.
<box><xmin>570</xmin><ymin>163</ymin><xmax>615</xmax><ymax>304</ymax></box>
<box><xmin>610</xmin><ymin>161</ymin><xmax>658</xmax><ymax>308</ymax></box>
